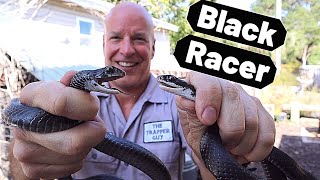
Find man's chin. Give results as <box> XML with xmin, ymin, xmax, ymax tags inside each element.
<box><xmin>113</xmin><ymin>76</ymin><xmax>149</xmax><ymax>90</ymax></box>
<box><xmin>112</xmin><ymin>77</ymin><xmax>137</xmax><ymax>88</ymax></box>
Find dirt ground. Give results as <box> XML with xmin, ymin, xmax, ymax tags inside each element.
<box><xmin>250</xmin><ymin>117</ymin><xmax>320</xmax><ymax>179</ymax></box>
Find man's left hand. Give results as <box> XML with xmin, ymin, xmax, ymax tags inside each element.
<box><xmin>176</xmin><ymin>71</ymin><xmax>275</xmax><ymax>178</ymax></box>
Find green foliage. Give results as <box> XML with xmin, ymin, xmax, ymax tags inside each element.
<box><xmin>252</xmin><ymin>0</ymin><xmax>275</xmax><ymax>16</ymax></box>
<box><xmin>273</xmin><ymin>63</ymin><xmax>300</xmax><ymax>86</ymax></box>
<box><xmin>252</xmin><ymin>0</ymin><xmax>320</xmax><ymax>65</ymax></box>
<box><xmin>104</xmin><ymin>0</ymin><xmax>320</xmax><ymax>67</ymax></box>
<box><xmin>308</xmin><ymin>41</ymin><xmax>320</xmax><ymax>65</ymax></box>
<box><xmin>140</xmin><ymin>0</ymin><xmax>217</xmax><ymax>51</ymax></box>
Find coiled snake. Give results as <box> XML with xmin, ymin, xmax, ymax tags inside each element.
<box><xmin>1</xmin><ymin>66</ymin><xmax>318</xmax><ymax>180</ymax></box>
<box><xmin>1</xmin><ymin>66</ymin><xmax>170</xmax><ymax>180</ymax></box>
<box><xmin>157</xmin><ymin>74</ymin><xmax>318</xmax><ymax>180</ymax></box>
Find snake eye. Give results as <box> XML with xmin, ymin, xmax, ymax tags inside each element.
<box><xmin>94</xmin><ymin>78</ymin><xmax>103</xmax><ymax>85</ymax></box>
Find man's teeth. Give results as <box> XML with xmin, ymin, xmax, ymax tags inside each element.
<box><xmin>118</xmin><ymin>62</ymin><xmax>136</xmax><ymax>67</ymax></box>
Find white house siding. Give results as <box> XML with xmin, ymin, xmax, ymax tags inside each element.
<box><xmin>23</xmin><ymin>2</ymin><xmax>105</xmax><ymax>32</ymax></box>
<box><xmin>20</xmin><ymin>1</ymin><xmax>173</xmax><ymax>60</ymax></box>
<box><xmin>21</xmin><ymin>1</ymin><xmax>174</xmax><ymax>63</ymax></box>
<box><xmin>153</xmin><ymin>30</ymin><xmax>171</xmax><ymax>62</ymax></box>
<box><xmin>23</xmin><ymin>1</ymin><xmax>105</xmax><ymax>50</ymax></box>
<box><xmin>0</xmin><ymin>0</ymin><xmax>179</xmax><ymax>81</ymax></box>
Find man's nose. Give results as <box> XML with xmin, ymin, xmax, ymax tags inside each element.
<box><xmin>120</xmin><ymin>38</ymin><xmax>135</xmax><ymax>56</ymax></box>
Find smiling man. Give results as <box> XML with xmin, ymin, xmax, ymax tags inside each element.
<box><xmin>102</xmin><ymin>3</ymin><xmax>155</xmax><ymax>119</ymax></box>
<box><xmin>9</xmin><ymin>2</ymin><xmax>275</xmax><ymax>180</ymax></box>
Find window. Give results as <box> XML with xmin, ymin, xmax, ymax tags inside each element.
<box><xmin>76</xmin><ymin>17</ymin><xmax>94</xmax><ymax>46</ymax></box>
<box><xmin>79</xmin><ymin>20</ymin><xmax>92</xmax><ymax>35</ymax></box>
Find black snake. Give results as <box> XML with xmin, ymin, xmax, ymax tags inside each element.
<box><xmin>1</xmin><ymin>66</ymin><xmax>318</xmax><ymax>180</ymax></box>
<box><xmin>1</xmin><ymin>66</ymin><xmax>170</xmax><ymax>180</ymax></box>
<box><xmin>157</xmin><ymin>74</ymin><xmax>318</xmax><ymax>180</ymax></box>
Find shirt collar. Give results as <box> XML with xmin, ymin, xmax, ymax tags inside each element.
<box><xmin>142</xmin><ymin>75</ymin><xmax>168</xmax><ymax>103</ymax></box>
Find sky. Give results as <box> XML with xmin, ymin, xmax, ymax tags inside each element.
<box><xmin>217</xmin><ymin>0</ymin><xmax>256</xmax><ymax>11</ymax></box>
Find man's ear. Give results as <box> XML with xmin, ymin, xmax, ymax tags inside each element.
<box><xmin>151</xmin><ymin>39</ymin><xmax>155</xmax><ymax>59</ymax></box>
<box><xmin>103</xmin><ymin>34</ymin><xmax>106</xmax><ymax>56</ymax></box>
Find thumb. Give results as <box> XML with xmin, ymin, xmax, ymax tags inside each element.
<box><xmin>60</xmin><ymin>70</ymin><xmax>78</xmax><ymax>86</ymax></box>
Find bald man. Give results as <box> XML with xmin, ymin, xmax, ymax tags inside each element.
<box><xmin>9</xmin><ymin>2</ymin><xmax>275</xmax><ymax>180</ymax></box>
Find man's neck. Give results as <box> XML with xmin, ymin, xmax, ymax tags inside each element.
<box><xmin>113</xmin><ymin>78</ymin><xmax>149</xmax><ymax>120</ymax></box>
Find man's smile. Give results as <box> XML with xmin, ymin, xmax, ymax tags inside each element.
<box><xmin>117</xmin><ymin>61</ymin><xmax>138</xmax><ymax>67</ymax></box>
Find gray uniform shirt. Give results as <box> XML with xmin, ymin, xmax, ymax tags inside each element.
<box><xmin>73</xmin><ymin>75</ymin><xmax>190</xmax><ymax>180</ymax></box>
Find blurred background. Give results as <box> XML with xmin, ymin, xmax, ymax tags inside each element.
<box><xmin>0</xmin><ymin>0</ymin><xmax>319</xmax><ymax>179</ymax></box>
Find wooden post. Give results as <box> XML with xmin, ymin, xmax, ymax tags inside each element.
<box><xmin>318</xmin><ymin>118</ymin><xmax>320</xmax><ymax>133</ymax></box>
<box><xmin>290</xmin><ymin>102</ymin><xmax>300</xmax><ymax>122</ymax></box>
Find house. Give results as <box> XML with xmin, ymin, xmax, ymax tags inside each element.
<box><xmin>0</xmin><ymin>0</ymin><xmax>186</xmax><ymax>82</ymax></box>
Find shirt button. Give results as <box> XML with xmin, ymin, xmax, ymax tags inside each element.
<box><xmin>92</xmin><ymin>153</ymin><xmax>97</xmax><ymax>159</ymax></box>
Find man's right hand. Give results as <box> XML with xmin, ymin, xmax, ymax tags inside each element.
<box><xmin>10</xmin><ymin>71</ymin><xmax>106</xmax><ymax>179</ymax></box>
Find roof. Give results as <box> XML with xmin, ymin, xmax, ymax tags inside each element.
<box><xmin>64</xmin><ymin>0</ymin><xmax>114</xmax><ymax>13</ymax></box>
<box><xmin>63</xmin><ymin>0</ymin><xmax>179</xmax><ymax>32</ymax></box>
<box><xmin>153</xmin><ymin>18</ymin><xmax>179</xmax><ymax>32</ymax></box>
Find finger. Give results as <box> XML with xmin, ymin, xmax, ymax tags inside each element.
<box><xmin>20</xmin><ymin>83</ymin><xmax>99</xmax><ymax>121</ymax></box>
<box><xmin>217</xmin><ymin>80</ymin><xmax>245</xmax><ymax>149</ymax></box>
<box><xmin>229</xmin><ymin>85</ymin><xmax>259</xmax><ymax>156</ymax></box>
<box><xmin>176</xmin><ymin>97</ymin><xmax>198</xmax><ymax>151</ymax></box>
<box><xmin>245</xmin><ymin>97</ymin><xmax>275</xmax><ymax>162</ymax></box>
<box><xmin>176</xmin><ymin>97</ymin><xmax>207</xmax><ymax>158</ymax></box>
<box><xmin>187</xmin><ymin>71</ymin><xmax>222</xmax><ymax>125</ymax></box>
<box><xmin>234</xmin><ymin>156</ymin><xmax>250</xmax><ymax>165</ymax></box>
<box><xmin>20</xmin><ymin>73</ymin><xmax>99</xmax><ymax>121</ymax></box>
<box><xmin>60</xmin><ymin>70</ymin><xmax>77</xmax><ymax>85</ymax></box>
<box><xmin>13</xmin><ymin>116</ymin><xmax>106</xmax><ymax>156</ymax></box>
<box><xmin>21</xmin><ymin>161</ymin><xmax>83</xmax><ymax>179</ymax></box>
<box><xmin>176</xmin><ymin>95</ymin><xmax>196</xmax><ymax>116</ymax></box>
<box><xmin>13</xmin><ymin>139</ymin><xmax>88</xmax><ymax>165</ymax></box>
<box><xmin>176</xmin><ymin>97</ymin><xmax>192</xmax><ymax>139</ymax></box>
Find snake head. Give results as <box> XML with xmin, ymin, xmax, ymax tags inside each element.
<box><xmin>156</xmin><ymin>75</ymin><xmax>196</xmax><ymax>101</ymax></box>
<box><xmin>70</xmin><ymin>66</ymin><xmax>127</xmax><ymax>94</ymax></box>
<box><xmin>94</xmin><ymin>66</ymin><xmax>126</xmax><ymax>83</ymax></box>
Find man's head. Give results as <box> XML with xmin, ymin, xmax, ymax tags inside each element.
<box><xmin>103</xmin><ymin>2</ymin><xmax>155</xmax><ymax>92</ymax></box>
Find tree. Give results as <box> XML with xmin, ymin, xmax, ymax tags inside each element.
<box><xmin>252</xmin><ymin>0</ymin><xmax>320</xmax><ymax>65</ymax></box>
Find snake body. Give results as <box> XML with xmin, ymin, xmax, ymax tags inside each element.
<box><xmin>2</xmin><ymin>66</ymin><xmax>171</xmax><ymax>180</ymax></box>
<box><xmin>3</xmin><ymin>66</ymin><xmax>318</xmax><ymax>180</ymax></box>
<box><xmin>157</xmin><ymin>74</ymin><xmax>318</xmax><ymax>180</ymax></box>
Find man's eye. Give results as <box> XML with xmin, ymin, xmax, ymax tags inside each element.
<box><xmin>135</xmin><ymin>37</ymin><xmax>146</xmax><ymax>41</ymax></box>
<box><xmin>110</xmin><ymin>36</ymin><xmax>121</xmax><ymax>40</ymax></box>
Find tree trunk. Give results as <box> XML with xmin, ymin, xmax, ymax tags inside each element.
<box><xmin>301</xmin><ymin>42</ymin><xmax>314</xmax><ymax>66</ymax></box>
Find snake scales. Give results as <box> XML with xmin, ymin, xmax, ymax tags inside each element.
<box><xmin>157</xmin><ymin>74</ymin><xmax>319</xmax><ymax>180</ymax></box>
<box><xmin>1</xmin><ymin>66</ymin><xmax>170</xmax><ymax>180</ymax></box>
<box><xmin>1</xmin><ymin>66</ymin><xmax>318</xmax><ymax>180</ymax></box>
